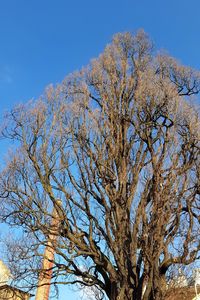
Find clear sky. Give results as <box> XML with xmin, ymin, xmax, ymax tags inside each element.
<box><xmin>0</xmin><ymin>0</ymin><xmax>200</xmax><ymax>299</ymax></box>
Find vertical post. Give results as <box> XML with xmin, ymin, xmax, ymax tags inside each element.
<box><xmin>35</xmin><ymin>201</ymin><xmax>62</xmax><ymax>300</ymax></box>
<box><xmin>194</xmin><ymin>269</ymin><xmax>200</xmax><ymax>299</ymax></box>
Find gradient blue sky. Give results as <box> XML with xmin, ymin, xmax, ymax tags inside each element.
<box><xmin>0</xmin><ymin>0</ymin><xmax>200</xmax><ymax>299</ymax></box>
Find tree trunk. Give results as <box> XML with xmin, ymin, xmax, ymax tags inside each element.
<box><xmin>108</xmin><ymin>283</ymin><xmax>133</xmax><ymax>300</ymax></box>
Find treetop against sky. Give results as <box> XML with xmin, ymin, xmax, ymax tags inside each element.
<box><xmin>0</xmin><ymin>1</ymin><xmax>200</xmax><ymax>300</ymax></box>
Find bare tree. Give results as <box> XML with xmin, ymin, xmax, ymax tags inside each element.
<box><xmin>0</xmin><ymin>31</ymin><xmax>199</xmax><ymax>300</ymax></box>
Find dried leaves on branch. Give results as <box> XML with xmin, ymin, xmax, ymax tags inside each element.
<box><xmin>0</xmin><ymin>31</ymin><xmax>200</xmax><ymax>300</ymax></box>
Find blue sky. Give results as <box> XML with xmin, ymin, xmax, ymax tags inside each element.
<box><xmin>0</xmin><ymin>0</ymin><xmax>200</xmax><ymax>299</ymax></box>
<box><xmin>1</xmin><ymin>0</ymin><xmax>200</xmax><ymax>114</ymax></box>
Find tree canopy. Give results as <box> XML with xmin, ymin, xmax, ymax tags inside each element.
<box><xmin>0</xmin><ymin>30</ymin><xmax>200</xmax><ymax>300</ymax></box>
